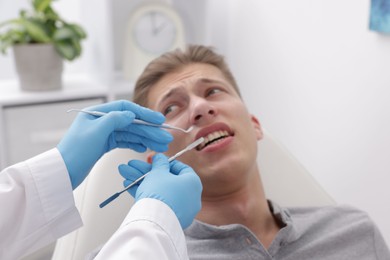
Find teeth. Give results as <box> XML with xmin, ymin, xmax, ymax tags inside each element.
<box><xmin>204</xmin><ymin>130</ymin><xmax>228</xmax><ymax>144</ymax></box>
<box><xmin>197</xmin><ymin>130</ymin><xmax>229</xmax><ymax>150</ymax></box>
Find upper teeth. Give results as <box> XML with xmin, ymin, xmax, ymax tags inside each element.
<box><xmin>198</xmin><ymin>130</ymin><xmax>229</xmax><ymax>150</ymax></box>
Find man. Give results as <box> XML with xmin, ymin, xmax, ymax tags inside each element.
<box><xmin>120</xmin><ymin>45</ymin><xmax>390</xmax><ymax>259</ymax></box>
<box><xmin>0</xmin><ymin>100</ymin><xmax>201</xmax><ymax>260</ymax></box>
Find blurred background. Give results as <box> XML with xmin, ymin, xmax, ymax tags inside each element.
<box><xmin>1</xmin><ymin>0</ymin><xmax>389</xmax><ymax>248</ymax></box>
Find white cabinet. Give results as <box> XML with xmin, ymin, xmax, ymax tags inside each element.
<box><xmin>3</xmin><ymin>98</ymin><xmax>104</xmax><ymax>167</ymax></box>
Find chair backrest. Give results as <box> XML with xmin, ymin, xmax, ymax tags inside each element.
<box><xmin>258</xmin><ymin>129</ymin><xmax>334</xmax><ymax>207</ymax></box>
<box><xmin>52</xmin><ymin>129</ymin><xmax>335</xmax><ymax>260</ymax></box>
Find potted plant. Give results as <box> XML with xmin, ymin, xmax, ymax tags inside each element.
<box><xmin>0</xmin><ymin>0</ymin><xmax>87</xmax><ymax>91</ymax></box>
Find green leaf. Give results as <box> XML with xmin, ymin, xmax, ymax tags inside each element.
<box><xmin>19</xmin><ymin>10</ymin><xmax>28</xmax><ymax>18</ymax></box>
<box><xmin>70</xmin><ymin>38</ymin><xmax>81</xmax><ymax>57</ymax></box>
<box><xmin>44</xmin><ymin>6</ymin><xmax>60</xmax><ymax>21</ymax></box>
<box><xmin>33</xmin><ymin>0</ymin><xmax>52</xmax><ymax>12</ymax></box>
<box><xmin>0</xmin><ymin>39</ymin><xmax>12</xmax><ymax>54</ymax></box>
<box><xmin>68</xmin><ymin>24</ymin><xmax>87</xmax><ymax>39</ymax></box>
<box><xmin>0</xmin><ymin>29</ymin><xmax>23</xmax><ymax>53</ymax></box>
<box><xmin>55</xmin><ymin>40</ymin><xmax>76</xmax><ymax>60</ymax></box>
<box><xmin>2</xmin><ymin>29</ymin><xmax>27</xmax><ymax>43</ymax></box>
<box><xmin>53</xmin><ymin>24</ymin><xmax>87</xmax><ymax>42</ymax></box>
<box><xmin>0</xmin><ymin>19</ymin><xmax>19</xmax><ymax>29</ymax></box>
<box><xmin>53</xmin><ymin>27</ymin><xmax>74</xmax><ymax>41</ymax></box>
<box><xmin>20</xmin><ymin>19</ymin><xmax>51</xmax><ymax>42</ymax></box>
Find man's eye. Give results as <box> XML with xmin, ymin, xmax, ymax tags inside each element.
<box><xmin>206</xmin><ymin>88</ymin><xmax>222</xmax><ymax>97</ymax></box>
<box><xmin>163</xmin><ymin>104</ymin><xmax>178</xmax><ymax>116</ymax></box>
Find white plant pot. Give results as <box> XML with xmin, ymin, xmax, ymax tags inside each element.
<box><xmin>13</xmin><ymin>44</ymin><xmax>63</xmax><ymax>91</ymax></box>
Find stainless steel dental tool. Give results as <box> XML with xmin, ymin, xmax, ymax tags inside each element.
<box><xmin>67</xmin><ymin>109</ymin><xmax>194</xmax><ymax>133</ymax></box>
<box><xmin>99</xmin><ymin>137</ymin><xmax>204</xmax><ymax>208</ymax></box>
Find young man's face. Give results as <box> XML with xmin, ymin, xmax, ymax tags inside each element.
<box><xmin>147</xmin><ymin>63</ymin><xmax>263</xmax><ymax>195</ymax></box>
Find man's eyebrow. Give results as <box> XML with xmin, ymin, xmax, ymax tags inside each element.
<box><xmin>158</xmin><ymin>86</ymin><xmax>186</xmax><ymax>105</ymax></box>
<box><xmin>158</xmin><ymin>78</ymin><xmax>226</xmax><ymax>105</ymax></box>
<box><xmin>196</xmin><ymin>78</ymin><xmax>226</xmax><ymax>85</ymax></box>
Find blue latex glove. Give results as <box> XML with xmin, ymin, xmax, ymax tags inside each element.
<box><xmin>58</xmin><ymin>100</ymin><xmax>173</xmax><ymax>190</ymax></box>
<box><xmin>119</xmin><ymin>154</ymin><xmax>202</xmax><ymax>229</ymax></box>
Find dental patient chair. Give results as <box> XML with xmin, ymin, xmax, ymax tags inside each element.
<box><xmin>51</xmin><ymin>129</ymin><xmax>335</xmax><ymax>260</ymax></box>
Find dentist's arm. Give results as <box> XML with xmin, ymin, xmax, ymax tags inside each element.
<box><xmin>94</xmin><ymin>154</ymin><xmax>202</xmax><ymax>260</ymax></box>
<box><xmin>0</xmin><ymin>149</ymin><xmax>80</xmax><ymax>260</ymax></box>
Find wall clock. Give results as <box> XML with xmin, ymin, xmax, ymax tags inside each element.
<box><xmin>122</xmin><ymin>2</ymin><xmax>186</xmax><ymax>80</ymax></box>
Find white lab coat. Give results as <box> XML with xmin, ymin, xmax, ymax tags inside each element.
<box><xmin>94</xmin><ymin>198</ymin><xmax>189</xmax><ymax>260</ymax></box>
<box><xmin>0</xmin><ymin>149</ymin><xmax>188</xmax><ymax>260</ymax></box>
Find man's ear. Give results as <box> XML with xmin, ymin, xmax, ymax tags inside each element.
<box><xmin>146</xmin><ymin>151</ymin><xmax>155</xmax><ymax>164</ymax></box>
<box><xmin>251</xmin><ymin>114</ymin><xmax>263</xmax><ymax>141</ymax></box>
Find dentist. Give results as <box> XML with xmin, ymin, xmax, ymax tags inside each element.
<box><xmin>0</xmin><ymin>100</ymin><xmax>201</xmax><ymax>260</ymax></box>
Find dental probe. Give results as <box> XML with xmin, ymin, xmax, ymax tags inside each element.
<box><xmin>67</xmin><ymin>109</ymin><xmax>194</xmax><ymax>133</ymax></box>
<box><xmin>99</xmin><ymin>137</ymin><xmax>204</xmax><ymax>208</ymax></box>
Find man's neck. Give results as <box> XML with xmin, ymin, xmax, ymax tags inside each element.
<box><xmin>196</xmin><ymin>171</ymin><xmax>281</xmax><ymax>248</ymax></box>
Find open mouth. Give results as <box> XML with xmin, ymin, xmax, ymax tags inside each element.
<box><xmin>196</xmin><ymin>130</ymin><xmax>232</xmax><ymax>151</ymax></box>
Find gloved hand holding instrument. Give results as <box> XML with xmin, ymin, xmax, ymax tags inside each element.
<box><xmin>58</xmin><ymin>100</ymin><xmax>173</xmax><ymax>189</ymax></box>
<box><xmin>118</xmin><ymin>154</ymin><xmax>203</xmax><ymax>229</ymax></box>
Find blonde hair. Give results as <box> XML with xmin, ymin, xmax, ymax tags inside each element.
<box><xmin>133</xmin><ymin>45</ymin><xmax>241</xmax><ymax>107</ymax></box>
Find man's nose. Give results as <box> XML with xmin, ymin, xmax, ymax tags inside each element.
<box><xmin>190</xmin><ymin>98</ymin><xmax>217</xmax><ymax>125</ymax></box>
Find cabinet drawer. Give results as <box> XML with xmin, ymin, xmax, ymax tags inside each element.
<box><xmin>3</xmin><ymin>98</ymin><xmax>105</xmax><ymax>166</ymax></box>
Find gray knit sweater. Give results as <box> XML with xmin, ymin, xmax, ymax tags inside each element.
<box><xmin>184</xmin><ymin>201</ymin><xmax>390</xmax><ymax>260</ymax></box>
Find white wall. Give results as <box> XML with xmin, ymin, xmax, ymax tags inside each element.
<box><xmin>210</xmin><ymin>0</ymin><xmax>390</xmax><ymax>245</ymax></box>
<box><xmin>0</xmin><ymin>0</ymin><xmax>27</xmax><ymax>80</ymax></box>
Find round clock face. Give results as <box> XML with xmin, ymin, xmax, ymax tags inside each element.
<box><xmin>133</xmin><ymin>10</ymin><xmax>177</xmax><ymax>55</ymax></box>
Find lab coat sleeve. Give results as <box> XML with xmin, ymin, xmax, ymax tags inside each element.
<box><xmin>95</xmin><ymin>198</ymin><xmax>189</xmax><ymax>260</ymax></box>
<box><xmin>0</xmin><ymin>148</ymin><xmax>82</xmax><ymax>260</ymax></box>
